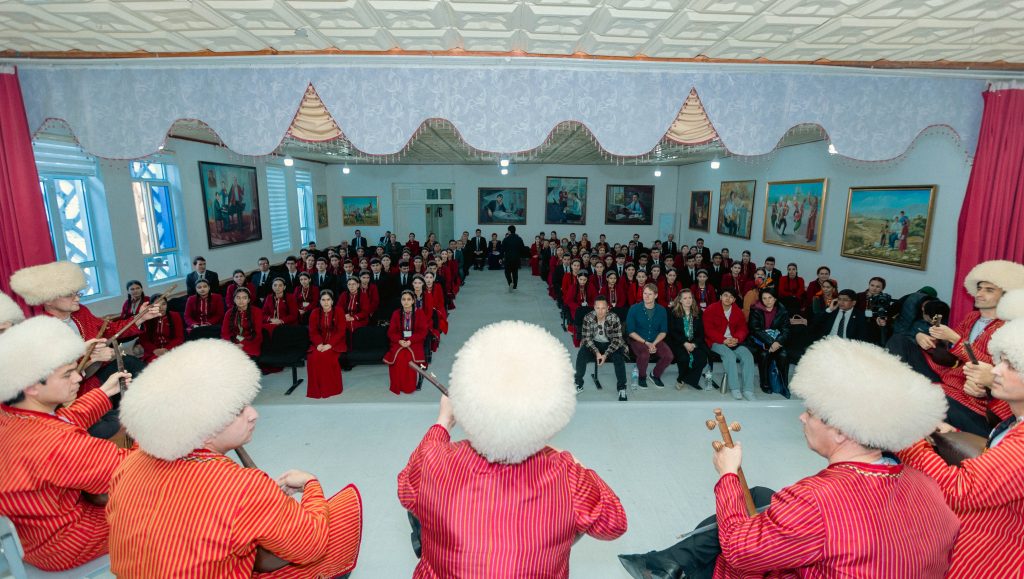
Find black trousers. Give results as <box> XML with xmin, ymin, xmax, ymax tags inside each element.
<box><xmin>575</xmin><ymin>342</ymin><xmax>627</xmax><ymax>389</ymax></box>
<box><xmin>473</xmin><ymin>252</ymin><xmax>485</xmax><ymax>270</ymax></box>
<box><xmin>886</xmin><ymin>333</ymin><xmax>940</xmax><ymax>382</ymax></box>
<box><xmin>945</xmin><ymin>395</ymin><xmax>993</xmax><ymax>437</ymax></box>
<box><xmin>504</xmin><ymin>258</ymin><xmax>521</xmax><ymax>288</ymax></box>
<box><xmin>669</xmin><ymin>343</ymin><xmax>709</xmax><ymax>388</ymax></box>
<box><xmin>751</xmin><ymin>346</ymin><xmax>790</xmax><ymax>395</ymax></box>
<box><xmin>87</xmin><ymin>355</ymin><xmax>145</xmax><ymax>439</ymax></box>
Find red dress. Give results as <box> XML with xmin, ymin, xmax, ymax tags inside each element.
<box><xmin>691</xmin><ymin>284</ymin><xmax>718</xmax><ymax>311</ymax></box>
<box><xmin>398</xmin><ymin>425</ymin><xmax>627</xmax><ymax>578</ymax></box>
<box><xmin>184</xmin><ymin>294</ymin><xmax>225</xmax><ymax>331</ymax></box>
<box><xmin>713</xmin><ymin>463</ymin><xmax>958</xmax><ymax>578</ymax></box>
<box><xmin>138</xmin><ymin>312</ymin><xmax>185</xmax><ymax>362</ymax></box>
<box><xmin>778</xmin><ymin>275</ymin><xmax>806</xmax><ymax>299</ymax></box>
<box><xmin>658</xmin><ymin>281</ymin><xmax>683</xmax><ymax>307</ymax></box>
<box><xmin>605</xmin><ymin>283</ymin><xmax>627</xmax><ymax>311</ymax></box>
<box><xmin>220</xmin><ymin>307</ymin><xmax>263</xmax><ymax>358</ymax></box>
<box><xmin>359</xmin><ymin>285</ymin><xmax>380</xmax><ymax>318</ymax></box>
<box><xmin>586</xmin><ymin>276</ymin><xmax>608</xmax><ymax>304</ymax></box>
<box><xmin>306</xmin><ymin>308</ymin><xmax>346</xmax><ymax>399</ymax></box>
<box><xmin>384</xmin><ymin>309</ymin><xmax>429</xmax><ymax>395</ymax></box>
<box><xmin>225</xmin><ymin>281</ymin><xmax>257</xmax><ymax>305</ymax></box>
<box><xmin>261</xmin><ymin>293</ymin><xmax>299</xmax><ymax>337</ymax></box>
<box><xmin>529</xmin><ymin>243</ymin><xmax>540</xmax><ymax>276</ymax></box>
<box><xmin>341</xmin><ymin>291</ymin><xmax>371</xmax><ymax>335</ymax></box>
<box><xmin>120</xmin><ymin>297</ymin><xmax>148</xmax><ymax>321</ymax></box>
<box><xmin>293</xmin><ymin>284</ymin><xmax>319</xmax><ymax>324</ymax></box>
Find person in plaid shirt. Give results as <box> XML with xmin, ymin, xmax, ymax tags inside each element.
<box><xmin>576</xmin><ymin>296</ymin><xmax>629</xmax><ymax>401</ymax></box>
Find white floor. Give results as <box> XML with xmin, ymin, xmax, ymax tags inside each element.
<box><xmin>249</xmin><ymin>269</ymin><xmax>824</xmax><ymax>577</ymax></box>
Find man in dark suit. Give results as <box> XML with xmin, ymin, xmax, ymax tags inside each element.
<box><xmin>762</xmin><ymin>257</ymin><xmax>784</xmax><ymax>290</ymax></box>
<box><xmin>502</xmin><ymin>225</ymin><xmax>525</xmax><ymax>291</ymax></box>
<box><xmin>708</xmin><ymin>253</ymin><xmax>726</xmax><ymax>288</ymax></box>
<box><xmin>681</xmin><ymin>254</ymin><xmax>699</xmax><ymax>287</ymax></box>
<box><xmin>281</xmin><ymin>256</ymin><xmax>301</xmax><ymax>292</ymax></box>
<box><xmin>613</xmin><ymin>253</ymin><xmax>627</xmax><ymax>278</ymax></box>
<box><xmin>396</xmin><ymin>261</ymin><xmax>414</xmax><ymax>292</ymax></box>
<box><xmin>469</xmin><ymin>229</ymin><xmax>487</xmax><ymax>271</ymax></box>
<box><xmin>186</xmin><ymin>256</ymin><xmax>220</xmax><ymax>296</ymax></box>
<box><xmin>312</xmin><ymin>257</ymin><xmax>337</xmax><ymax>296</ymax></box>
<box><xmin>813</xmin><ymin>289</ymin><xmax>868</xmax><ymax>341</ymax></box>
<box><xmin>350</xmin><ymin>229</ymin><xmax>368</xmax><ymax>250</ymax></box>
<box><xmin>250</xmin><ymin>257</ymin><xmax>273</xmax><ymax>300</ymax></box>
<box><xmin>694</xmin><ymin>238</ymin><xmax>712</xmax><ymax>266</ymax></box>
<box><xmin>662</xmin><ymin>234</ymin><xmax>678</xmax><ymax>258</ymax></box>
<box><xmin>631</xmin><ymin>233</ymin><xmax>645</xmax><ymax>252</ymax></box>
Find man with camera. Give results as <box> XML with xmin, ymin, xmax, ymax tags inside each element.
<box><xmin>857</xmin><ymin>276</ymin><xmax>892</xmax><ymax>346</ymax></box>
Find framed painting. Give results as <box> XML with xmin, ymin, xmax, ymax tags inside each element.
<box><xmin>545</xmin><ymin>176</ymin><xmax>588</xmax><ymax>225</ymax></box>
<box><xmin>841</xmin><ymin>185</ymin><xmax>937</xmax><ymax>270</ymax></box>
<box><xmin>198</xmin><ymin>161</ymin><xmax>262</xmax><ymax>249</ymax></box>
<box><xmin>688</xmin><ymin>190</ymin><xmax>711</xmax><ymax>231</ymax></box>
<box><xmin>342</xmin><ymin>196</ymin><xmax>379</xmax><ymax>226</ymax></box>
<box><xmin>605</xmin><ymin>184</ymin><xmax>654</xmax><ymax>225</ymax></box>
<box><xmin>717</xmin><ymin>180</ymin><xmax>756</xmax><ymax>239</ymax></box>
<box><xmin>763</xmin><ymin>178</ymin><xmax>829</xmax><ymax>251</ymax></box>
<box><xmin>478</xmin><ymin>187</ymin><xmax>527</xmax><ymax>225</ymax></box>
<box><xmin>316</xmin><ymin>194</ymin><xmax>329</xmax><ymax>228</ymax></box>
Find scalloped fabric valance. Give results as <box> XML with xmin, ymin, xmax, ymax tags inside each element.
<box><xmin>15</xmin><ymin>61</ymin><xmax>985</xmax><ymax>161</ymax></box>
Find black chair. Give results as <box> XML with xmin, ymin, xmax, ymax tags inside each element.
<box><xmin>257</xmin><ymin>326</ymin><xmax>310</xmax><ymax>395</ymax></box>
<box><xmin>166</xmin><ymin>295</ymin><xmax>187</xmax><ymax>316</ymax></box>
<box><xmin>345</xmin><ymin>325</ymin><xmax>389</xmax><ymax>367</ymax></box>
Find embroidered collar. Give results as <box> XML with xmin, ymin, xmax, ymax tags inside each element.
<box><xmin>180</xmin><ymin>448</ymin><xmax>236</xmax><ymax>465</ymax></box>
<box><xmin>830</xmin><ymin>461</ymin><xmax>903</xmax><ymax>478</ymax></box>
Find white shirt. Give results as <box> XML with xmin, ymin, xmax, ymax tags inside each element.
<box><xmin>723</xmin><ymin>306</ymin><xmax>733</xmax><ymax>340</ymax></box>
<box><xmin>830</xmin><ymin>309</ymin><xmax>850</xmax><ymax>337</ymax></box>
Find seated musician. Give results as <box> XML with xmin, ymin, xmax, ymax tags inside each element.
<box><xmin>0</xmin><ymin>291</ymin><xmax>25</xmax><ymax>333</ymax></box>
<box><xmin>137</xmin><ymin>293</ymin><xmax>184</xmax><ymax>362</ymax></box>
<box><xmin>898</xmin><ymin>289</ymin><xmax>1024</xmax><ymax>578</ymax></box>
<box><xmin>0</xmin><ymin>317</ymin><xmax>132</xmax><ymax>571</ymax></box>
<box><xmin>399</xmin><ymin>321</ymin><xmax>627</xmax><ymax>577</ymax></box>
<box><xmin>917</xmin><ymin>260</ymin><xmax>1024</xmax><ymax>435</ymax></box>
<box><xmin>620</xmin><ymin>337</ymin><xmax>959</xmax><ymax>579</ymax></box>
<box><xmin>107</xmin><ymin>340</ymin><xmax>362</xmax><ymax>577</ymax></box>
<box><xmin>184</xmin><ymin>278</ymin><xmax>225</xmax><ymax>339</ymax></box>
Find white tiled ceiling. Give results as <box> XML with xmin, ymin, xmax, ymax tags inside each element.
<box><xmin>0</xmin><ymin>0</ymin><xmax>1022</xmax><ymax>65</ymax></box>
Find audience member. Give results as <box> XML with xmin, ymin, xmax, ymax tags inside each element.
<box><xmin>137</xmin><ymin>294</ymin><xmax>184</xmax><ymax>363</ymax></box>
<box><xmin>703</xmin><ymin>288</ymin><xmax>758</xmax><ymax>401</ymax></box>
<box><xmin>813</xmin><ymin>289</ymin><xmax>866</xmax><ymax>341</ymax></box>
<box><xmin>575</xmin><ymin>296</ymin><xmax>628</xmax><ymax>400</ymax></box>
<box><xmin>306</xmin><ymin>289</ymin><xmax>346</xmax><ymax>399</ymax></box>
<box><xmin>250</xmin><ymin>257</ymin><xmax>273</xmax><ymax>300</ymax></box>
<box><xmin>626</xmin><ymin>284</ymin><xmax>674</xmax><ymax>388</ymax></box>
<box><xmin>386</xmin><ymin>290</ymin><xmax>429</xmax><ymax>395</ymax></box>
<box><xmin>185</xmin><ymin>256</ymin><xmax>219</xmax><ymax>296</ymax></box>
<box><xmin>184</xmin><ymin>279</ymin><xmax>225</xmax><ymax>339</ymax></box>
<box><xmin>746</xmin><ymin>288</ymin><xmax>792</xmax><ymax>398</ymax></box>
<box><xmin>667</xmin><ymin>289</ymin><xmax>708</xmax><ymax>390</ymax></box>
<box><xmin>221</xmin><ymin>287</ymin><xmax>262</xmax><ymax>359</ymax></box>
<box><xmin>121</xmin><ymin>280</ymin><xmax>148</xmax><ymax>320</ymax></box>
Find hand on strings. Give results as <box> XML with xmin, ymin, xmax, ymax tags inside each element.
<box><xmin>929</xmin><ymin>324</ymin><xmax>960</xmax><ymax>344</ymax></box>
<box><xmin>963</xmin><ymin>379</ymin><xmax>987</xmax><ymax>399</ymax></box>
<box><xmin>88</xmin><ymin>341</ymin><xmax>115</xmax><ymax>363</ymax></box>
<box><xmin>139</xmin><ymin>304</ymin><xmax>163</xmax><ymax>323</ymax></box>
<box><xmin>915</xmin><ymin>332</ymin><xmax>937</xmax><ymax>350</ymax></box>
<box><xmin>277</xmin><ymin>470</ymin><xmax>316</xmax><ymax>496</ymax></box>
<box><xmin>100</xmin><ymin>371</ymin><xmax>132</xmax><ymax>397</ymax></box>
<box><xmin>436</xmin><ymin>395</ymin><xmax>456</xmax><ymax>431</ymax></box>
<box><xmin>963</xmin><ymin>361</ymin><xmax>995</xmax><ymax>387</ymax></box>
<box><xmin>713</xmin><ymin>442</ymin><xmax>742</xmax><ymax>476</ymax></box>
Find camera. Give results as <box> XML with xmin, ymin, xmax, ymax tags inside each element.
<box><xmin>868</xmin><ymin>292</ymin><xmax>892</xmax><ymax>319</ymax></box>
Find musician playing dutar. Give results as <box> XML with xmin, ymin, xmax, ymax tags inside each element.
<box><xmin>620</xmin><ymin>337</ymin><xmax>958</xmax><ymax>579</ymax></box>
<box><xmin>398</xmin><ymin>320</ymin><xmax>627</xmax><ymax>578</ymax></box>
<box><xmin>918</xmin><ymin>260</ymin><xmax>1024</xmax><ymax>435</ymax></box>
<box><xmin>0</xmin><ymin>317</ymin><xmax>133</xmax><ymax>571</ymax></box>
<box><xmin>898</xmin><ymin>288</ymin><xmax>1024</xmax><ymax>578</ymax></box>
<box><xmin>106</xmin><ymin>339</ymin><xmax>363</xmax><ymax>578</ymax></box>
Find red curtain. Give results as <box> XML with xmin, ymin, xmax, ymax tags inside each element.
<box><xmin>0</xmin><ymin>67</ymin><xmax>55</xmax><ymax>315</ymax></box>
<box><xmin>952</xmin><ymin>88</ymin><xmax>1024</xmax><ymax>321</ymax></box>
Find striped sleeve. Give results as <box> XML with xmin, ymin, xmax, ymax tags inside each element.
<box><xmin>716</xmin><ymin>473</ymin><xmax>825</xmax><ymax>573</ymax></box>
<box><xmin>565</xmin><ymin>455</ymin><xmax>628</xmax><ymax>540</ymax></box>
<box><xmin>233</xmin><ymin>472</ymin><xmax>330</xmax><ymax>566</ymax></box>
<box><xmin>898</xmin><ymin>437</ymin><xmax>1024</xmax><ymax>511</ymax></box>
<box><xmin>56</xmin><ymin>389</ymin><xmax>112</xmax><ymax>428</ymax></box>
<box><xmin>397</xmin><ymin>424</ymin><xmax>451</xmax><ymax>513</ymax></box>
<box><xmin>41</xmin><ymin>428</ymin><xmax>130</xmax><ymax>494</ymax></box>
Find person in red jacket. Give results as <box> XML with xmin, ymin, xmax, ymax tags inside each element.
<box><xmin>261</xmin><ymin>278</ymin><xmax>298</xmax><ymax>338</ymax></box>
<box><xmin>339</xmin><ymin>277</ymin><xmax>371</xmax><ymax>338</ymax></box>
<box><xmin>184</xmin><ymin>279</ymin><xmax>225</xmax><ymax>339</ymax></box>
<box><xmin>138</xmin><ymin>294</ymin><xmax>184</xmax><ymax>363</ymax></box>
<box><xmin>306</xmin><ymin>290</ymin><xmax>346</xmax><ymax>399</ymax></box>
<box><xmin>293</xmin><ymin>272</ymin><xmax>319</xmax><ymax>325</ymax></box>
<box><xmin>703</xmin><ymin>288</ymin><xmax>758</xmax><ymax>400</ymax></box>
<box><xmin>384</xmin><ymin>290</ymin><xmax>430</xmax><ymax>395</ymax></box>
<box><xmin>221</xmin><ymin>287</ymin><xmax>262</xmax><ymax>358</ymax></box>
<box><xmin>690</xmin><ymin>269</ymin><xmax>717</xmax><ymax>312</ymax></box>
<box><xmin>658</xmin><ymin>268</ymin><xmax>683</xmax><ymax>307</ymax></box>
<box><xmin>777</xmin><ymin>262</ymin><xmax>806</xmax><ymax>301</ymax></box>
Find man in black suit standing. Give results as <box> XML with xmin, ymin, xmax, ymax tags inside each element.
<box><xmin>250</xmin><ymin>257</ymin><xmax>273</xmax><ymax>300</ymax></box>
<box><xmin>662</xmin><ymin>234</ymin><xmax>678</xmax><ymax>259</ymax></box>
<box><xmin>631</xmin><ymin>233</ymin><xmax>645</xmax><ymax>252</ymax></box>
<box><xmin>186</xmin><ymin>256</ymin><xmax>220</xmax><ymax>296</ymax></box>
<box><xmin>502</xmin><ymin>225</ymin><xmax>525</xmax><ymax>291</ymax></box>
<box><xmin>694</xmin><ymin>238</ymin><xmax>712</xmax><ymax>266</ymax></box>
<box><xmin>813</xmin><ymin>289</ymin><xmax>868</xmax><ymax>341</ymax></box>
<box><xmin>470</xmin><ymin>228</ymin><xmax>487</xmax><ymax>271</ymax></box>
<box><xmin>350</xmin><ymin>229</ymin><xmax>368</xmax><ymax>250</ymax></box>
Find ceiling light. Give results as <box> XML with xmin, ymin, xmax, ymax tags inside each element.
<box><xmin>654</xmin><ymin>169</ymin><xmax>662</xmax><ymax>177</ymax></box>
<box><xmin>157</xmin><ymin>144</ymin><xmax>164</xmax><ymax>151</ymax></box>
<box><xmin>284</xmin><ymin>156</ymin><xmax>294</xmax><ymax>167</ymax></box>
<box><xmin>499</xmin><ymin>159</ymin><xmax>510</xmax><ymax>167</ymax></box>
<box><xmin>342</xmin><ymin>166</ymin><xmax>351</xmax><ymax>175</ymax></box>
<box><xmin>828</xmin><ymin>143</ymin><xmax>838</xmax><ymax>155</ymax></box>
<box><xmin>500</xmin><ymin>168</ymin><xmax>509</xmax><ymax>175</ymax></box>
<box><xmin>710</xmin><ymin>159</ymin><xmax>721</xmax><ymax>170</ymax></box>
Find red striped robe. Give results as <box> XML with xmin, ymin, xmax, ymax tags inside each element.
<box><xmin>0</xmin><ymin>389</ymin><xmax>131</xmax><ymax>571</ymax></box>
<box><xmin>398</xmin><ymin>425</ymin><xmax>627</xmax><ymax>578</ymax></box>
<box><xmin>897</xmin><ymin>424</ymin><xmax>1024</xmax><ymax>578</ymax></box>
<box><xmin>926</xmin><ymin>311</ymin><xmax>1012</xmax><ymax>420</ymax></box>
<box><xmin>713</xmin><ymin>462</ymin><xmax>958</xmax><ymax>578</ymax></box>
<box><xmin>107</xmin><ymin>448</ymin><xmax>363</xmax><ymax>578</ymax></box>
<box><xmin>46</xmin><ymin>305</ymin><xmax>142</xmax><ymax>397</ymax></box>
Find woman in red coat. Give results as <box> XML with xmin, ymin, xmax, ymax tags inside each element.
<box><xmin>340</xmin><ymin>277</ymin><xmax>371</xmax><ymax>337</ymax></box>
<box><xmin>604</xmin><ymin>270</ymin><xmax>629</xmax><ymax>322</ymax></box>
<box><xmin>225</xmin><ymin>269</ymin><xmax>256</xmax><ymax>305</ymax></box>
<box><xmin>138</xmin><ymin>296</ymin><xmax>184</xmax><ymax>362</ymax></box>
<box><xmin>719</xmin><ymin>262</ymin><xmax>747</xmax><ymax>300</ymax></box>
<box><xmin>658</xmin><ymin>268</ymin><xmax>683</xmax><ymax>307</ymax></box>
<box><xmin>627</xmin><ymin>269</ymin><xmax>649</xmax><ymax>306</ymax></box>
<box><xmin>306</xmin><ymin>290</ymin><xmax>346</xmax><ymax>399</ymax></box>
<box><xmin>778</xmin><ymin>263</ymin><xmax>806</xmax><ymax>301</ymax></box>
<box><xmin>184</xmin><ymin>279</ymin><xmax>225</xmax><ymax>339</ymax></box>
<box><xmin>221</xmin><ymin>287</ymin><xmax>262</xmax><ymax>358</ymax></box>
<box><xmin>120</xmin><ymin>280</ymin><xmax>148</xmax><ymax>320</ymax></box>
<box><xmin>358</xmin><ymin>271</ymin><xmax>380</xmax><ymax>319</ymax></box>
<box><xmin>261</xmin><ymin>278</ymin><xmax>298</xmax><ymax>337</ymax></box>
<box><xmin>690</xmin><ymin>270</ymin><xmax>718</xmax><ymax>312</ymax></box>
<box><xmin>385</xmin><ymin>290</ymin><xmax>429</xmax><ymax>395</ymax></box>
<box><xmin>529</xmin><ymin>236</ymin><xmax>541</xmax><ymax>277</ymax></box>
<box><xmin>423</xmin><ymin>271</ymin><xmax>449</xmax><ymax>350</ymax></box>
<box><xmin>293</xmin><ymin>272</ymin><xmax>318</xmax><ymax>325</ymax></box>
<box><xmin>586</xmin><ymin>262</ymin><xmax>608</xmax><ymax>304</ymax></box>
<box><xmin>564</xmin><ymin>270</ymin><xmax>590</xmax><ymax>348</ymax></box>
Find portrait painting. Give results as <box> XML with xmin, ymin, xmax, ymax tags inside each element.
<box><xmin>478</xmin><ymin>187</ymin><xmax>527</xmax><ymax>225</ymax></box>
<box><xmin>763</xmin><ymin>178</ymin><xmax>829</xmax><ymax>251</ymax></box>
<box><xmin>688</xmin><ymin>190</ymin><xmax>711</xmax><ymax>231</ymax></box>
<box><xmin>605</xmin><ymin>185</ymin><xmax>654</xmax><ymax>225</ymax></box>
<box><xmin>342</xmin><ymin>196</ymin><xmax>379</xmax><ymax>226</ymax></box>
<box><xmin>198</xmin><ymin>161</ymin><xmax>262</xmax><ymax>249</ymax></box>
<box><xmin>545</xmin><ymin>177</ymin><xmax>588</xmax><ymax>225</ymax></box>
<box><xmin>316</xmin><ymin>194</ymin><xmax>329</xmax><ymax>228</ymax></box>
<box><xmin>717</xmin><ymin>180</ymin><xmax>756</xmax><ymax>239</ymax></box>
<box><xmin>841</xmin><ymin>185</ymin><xmax>937</xmax><ymax>270</ymax></box>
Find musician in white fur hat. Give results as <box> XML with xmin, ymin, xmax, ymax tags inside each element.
<box><xmin>621</xmin><ymin>337</ymin><xmax>959</xmax><ymax>579</ymax></box>
<box><xmin>398</xmin><ymin>320</ymin><xmax>627</xmax><ymax>578</ymax></box>
<box><xmin>899</xmin><ymin>288</ymin><xmax>1024</xmax><ymax>578</ymax></box>
<box><xmin>920</xmin><ymin>259</ymin><xmax>1024</xmax><ymax>435</ymax></box>
<box><xmin>106</xmin><ymin>339</ymin><xmax>362</xmax><ymax>578</ymax></box>
<box><xmin>0</xmin><ymin>291</ymin><xmax>25</xmax><ymax>333</ymax></box>
<box><xmin>0</xmin><ymin>317</ymin><xmax>132</xmax><ymax>572</ymax></box>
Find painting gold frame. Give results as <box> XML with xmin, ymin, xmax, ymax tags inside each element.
<box><xmin>762</xmin><ymin>178</ymin><xmax>828</xmax><ymax>251</ymax></box>
<box><xmin>840</xmin><ymin>185</ymin><xmax>938</xmax><ymax>271</ymax></box>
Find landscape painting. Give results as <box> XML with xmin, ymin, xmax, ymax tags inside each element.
<box><xmin>841</xmin><ymin>185</ymin><xmax>937</xmax><ymax>270</ymax></box>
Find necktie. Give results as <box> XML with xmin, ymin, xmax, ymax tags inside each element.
<box><xmin>837</xmin><ymin>311</ymin><xmax>847</xmax><ymax>337</ymax></box>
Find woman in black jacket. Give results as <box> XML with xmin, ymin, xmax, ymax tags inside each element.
<box><xmin>667</xmin><ymin>289</ymin><xmax>709</xmax><ymax>390</ymax></box>
<box><xmin>746</xmin><ymin>288</ymin><xmax>792</xmax><ymax>397</ymax></box>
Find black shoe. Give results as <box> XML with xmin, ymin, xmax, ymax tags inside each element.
<box><xmin>592</xmin><ymin>373</ymin><xmax>603</xmax><ymax>389</ymax></box>
<box><xmin>575</xmin><ymin>382</ymin><xmax>584</xmax><ymax>394</ymax></box>
<box><xmin>638</xmin><ymin>377</ymin><xmax>648</xmax><ymax>388</ymax></box>
<box><xmin>760</xmin><ymin>384</ymin><xmax>772</xmax><ymax>394</ymax></box>
<box><xmin>651</xmin><ymin>376</ymin><xmax>665</xmax><ymax>388</ymax></box>
<box><xmin>618</xmin><ymin>389</ymin><xmax>628</xmax><ymax>401</ymax></box>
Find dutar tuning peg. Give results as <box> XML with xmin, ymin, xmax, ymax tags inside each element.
<box><xmin>706</xmin><ymin>419</ymin><xmax>717</xmax><ymax>430</ymax></box>
<box><xmin>712</xmin><ymin>441</ymin><xmax>724</xmax><ymax>451</ymax></box>
<box><xmin>730</xmin><ymin>422</ymin><xmax>742</xmax><ymax>432</ymax></box>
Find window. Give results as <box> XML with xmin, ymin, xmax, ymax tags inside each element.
<box><xmin>131</xmin><ymin>161</ymin><xmax>182</xmax><ymax>283</ymax></box>
<box><xmin>266</xmin><ymin>166</ymin><xmax>292</xmax><ymax>252</ymax></box>
<box><xmin>35</xmin><ymin>140</ymin><xmax>103</xmax><ymax>297</ymax></box>
<box><xmin>295</xmin><ymin>169</ymin><xmax>316</xmax><ymax>246</ymax></box>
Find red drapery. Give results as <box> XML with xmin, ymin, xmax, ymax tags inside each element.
<box><xmin>952</xmin><ymin>88</ymin><xmax>1024</xmax><ymax>322</ymax></box>
<box><xmin>0</xmin><ymin>66</ymin><xmax>54</xmax><ymax>315</ymax></box>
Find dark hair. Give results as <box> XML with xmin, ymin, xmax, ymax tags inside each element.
<box><xmin>838</xmin><ymin>289</ymin><xmax>858</xmax><ymax>300</ymax></box>
<box><xmin>195</xmin><ymin>278</ymin><xmax>211</xmax><ymax>289</ymax></box>
<box><xmin>787</xmin><ymin>262</ymin><xmax>798</xmax><ymax>270</ymax></box>
<box><xmin>298</xmin><ymin>272</ymin><xmax>311</xmax><ymax>280</ymax></box>
<box><xmin>230</xmin><ymin>290</ymin><xmax>256</xmax><ymax>340</ymax></box>
<box><xmin>258</xmin><ymin>257</ymin><xmax>269</xmax><ymax>264</ymax></box>
<box><xmin>870</xmin><ymin>276</ymin><xmax>887</xmax><ymax>289</ymax></box>
<box><xmin>923</xmin><ymin>299</ymin><xmax>950</xmax><ymax>320</ymax></box>
<box><xmin>719</xmin><ymin>287</ymin><xmax>739</xmax><ymax>300</ymax></box>
<box><xmin>126</xmin><ymin>280</ymin><xmax>143</xmax><ymax>291</ymax></box>
<box><xmin>233</xmin><ymin>269</ymin><xmax>245</xmax><ymax>276</ymax></box>
<box><xmin>712</xmin><ymin>252</ymin><xmax>722</xmax><ymax>259</ymax></box>
<box><xmin>759</xmin><ymin>287</ymin><xmax>779</xmax><ymax>301</ymax></box>
<box><xmin>593</xmin><ymin>295</ymin><xmax>609</xmax><ymax>305</ymax></box>
<box><xmin>286</xmin><ymin>256</ymin><xmax>297</xmax><ymax>263</ymax></box>
<box><xmin>764</xmin><ymin>256</ymin><xmax>776</xmax><ymax>263</ymax></box>
<box><xmin>817</xmin><ymin>266</ymin><xmax>831</xmax><ymax>275</ymax></box>
<box><xmin>696</xmin><ymin>238</ymin><xmax>704</xmax><ymax>243</ymax></box>
<box><xmin>508</xmin><ymin>225</ymin><xmax>516</xmax><ymax>233</ymax></box>
<box><xmin>192</xmin><ymin>256</ymin><xmax>206</xmax><ymax>265</ymax></box>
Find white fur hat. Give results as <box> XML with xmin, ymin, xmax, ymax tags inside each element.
<box><xmin>790</xmin><ymin>337</ymin><xmax>947</xmax><ymax>452</ymax></box>
<box><xmin>996</xmin><ymin>289</ymin><xmax>1024</xmax><ymax>322</ymax></box>
<box><xmin>989</xmin><ymin>319</ymin><xmax>1024</xmax><ymax>372</ymax></box>
<box><xmin>0</xmin><ymin>317</ymin><xmax>84</xmax><ymax>402</ymax></box>
<box><xmin>963</xmin><ymin>260</ymin><xmax>1024</xmax><ymax>296</ymax></box>
<box><xmin>449</xmin><ymin>320</ymin><xmax>576</xmax><ymax>464</ymax></box>
<box><xmin>120</xmin><ymin>339</ymin><xmax>261</xmax><ymax>461</ymax></box>
<box><xmin>10</xmin><ymin>262</ymin><xmax>86</xmax><ymax>305</ymax></box>
<box><xmin>0</xmin><ymin>292</ymin><xmax>25</xmax><ymax>326</ymax></box>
